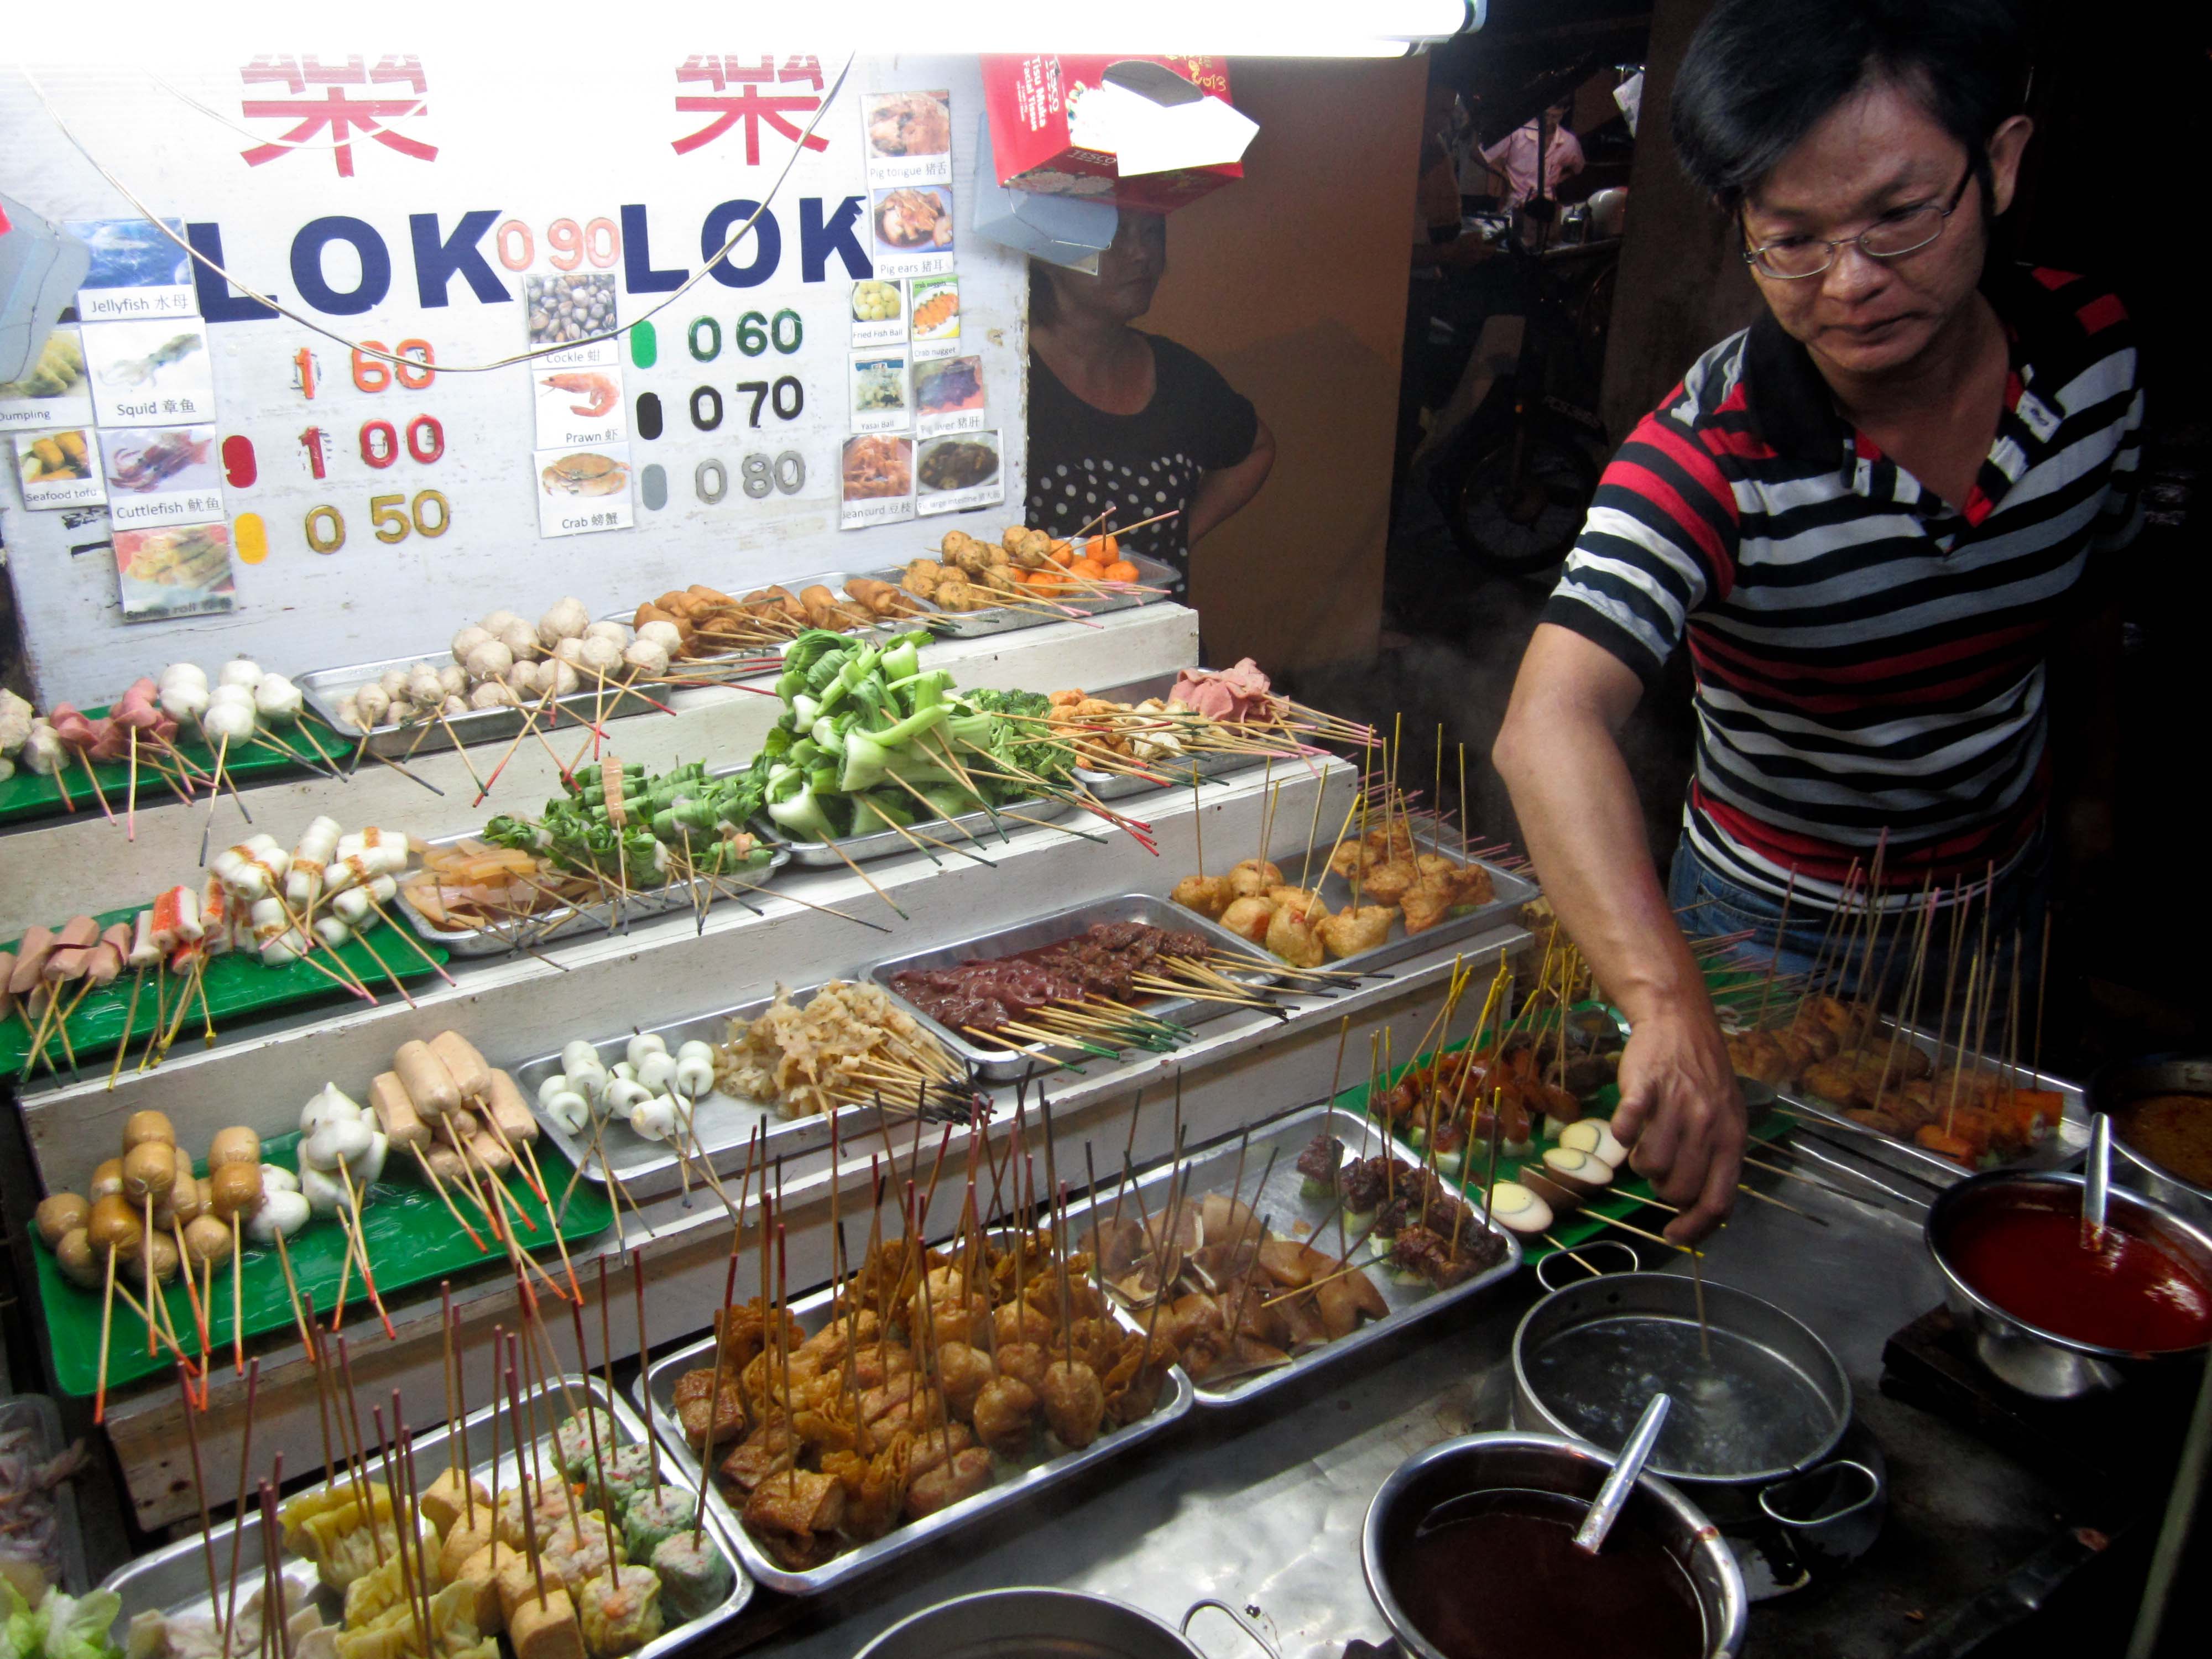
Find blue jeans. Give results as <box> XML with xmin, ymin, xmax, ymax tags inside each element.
<box><xmin>1665</xmin><ymin>827</ymin><xmax>2052</xmax><ymax>1017</ymax></box>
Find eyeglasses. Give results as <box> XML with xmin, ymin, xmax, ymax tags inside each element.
<box><xmin>1740</xmin><ymin>166</ymin><xmax>1974</xmax><ymax>280</ymax></box>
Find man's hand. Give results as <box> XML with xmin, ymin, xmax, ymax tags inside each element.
<box><xmin>1611</xmin><ymin>1006</ymin><xmax>1746</xmax><ymax>1244</ymax></box>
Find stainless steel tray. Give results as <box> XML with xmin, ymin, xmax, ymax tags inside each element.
<box><xmin>634</xmin><ymin>1248</ymin><xmax>1194</xmax><ymax>1596</ymax></box>
<box><xmin>512</xmin><ymin>982</ymin><xmax>925</xmax><ymax>1187</ymax></box>
<box><xmin>393</xmin><ymin>828</ymin><xmax>789</xmax><ymax>959</ymax></box>
<box><xmin>868</xmin><ymin>549</ymin><xmax>1181</xmax><ymax>641</ymax></box>
<box><xmin>758</xmin><ymin>791</ymin><xmax>1077</xmax><ymax>869</ymax></box>
<box><xmin>1777</xmin><ymin>1024</ymin><xmax>2087</xmax><ymax>1187</ymax></box>
<box><xmin>101</xmin><ymin>1373</ymin><xmax>750</xmax><ymax>1646</ymax></box>
<box><xmin>1063</xmin><ymin>671</ymin><xmax>1284</xmax><ymax>803</ymax></box>
<box><xmin>1068</xmin><ymin>1099</ymin><xmax>1521</xmax><ymax>1408</ymax></box>
<box><xmin>865</xmin><ymin>894</ymin><xmax>1281</xmax><ymax>1082</ymax></box>
<box><xmin>1300</xmin><ymin>822</ymin><xmax>1540</xmax><ymax>975</ymax></box>
<box><xmin>299</xmin><ymin>650</ymin><xmax>664</xmax><ymax>759</ymax></box>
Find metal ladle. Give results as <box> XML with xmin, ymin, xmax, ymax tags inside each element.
<box><xmin>1573</xmin><ymin>1391</ymin><xmax>1672</xmax><ymax>1555</ymax></box>
<box><xmin>2083</xmin><ymin>1112</ymin><xmax>2114</xmax><ymax>1250</ymax></box>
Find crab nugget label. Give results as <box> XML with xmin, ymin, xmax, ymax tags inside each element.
<box><xmin>534</xmin><ymin>442</ymin><xmax>635</xmax><ymax>536</ymax></box>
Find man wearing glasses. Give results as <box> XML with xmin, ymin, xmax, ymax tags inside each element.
<box><xmin>1492</xmin><ymin>0</ymin><xmax>2143</xmax><ymax>1241</ymax></box>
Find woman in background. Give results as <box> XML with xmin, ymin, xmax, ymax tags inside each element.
<box><xmin>1026</xmin><ymin>210</ymin><xmax>1275</xmax><ymax>593</ymax></box>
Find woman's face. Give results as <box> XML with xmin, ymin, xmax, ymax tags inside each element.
<box><xmin>1051</xmin><ymin>211</ymin><xmax>1168</xmax><ymax>325</ymax></box>
<box><xmin>1741</xmin><ymin>79</ymin><xmax>2028</xmax><ymax>380</ymax></box>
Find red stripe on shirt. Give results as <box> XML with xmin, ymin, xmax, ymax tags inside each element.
<box><xmin>2076</xmin><ymin>293</ymin><xmax>2127</xmax><ymax>335</ymax></box>
<box><xmin>1607</xmin><ymin>457</ymin><xmax>1733</xmax><ymax>595</ymax></box>
<box><xmin>2031</xmin><ymin>267</ymin><xmax>2081</xmax><ymax>291</ymax></box>
<box><xmin>1690</xmin><ymin>615</ymin><xmax>2046</xmax><ymax>687</ymax></box>
<box><xmin>1691</xmin><ymin>781</ymin><xmax>2043</xmax><ymax>888</ymax></box>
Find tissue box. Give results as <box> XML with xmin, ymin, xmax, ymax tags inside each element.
<box><xmin>981</xmin><ymin>55</ymin><xmax>1245</xmax><ymax>213</ymax></box>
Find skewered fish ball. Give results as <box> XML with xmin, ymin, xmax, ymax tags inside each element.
<box><xmin>465</xmin><ymin>640</ymin><xmax>515</xmax><ymax>682</ymax></box>
<box><xmin>497</xmin><ymin>621</ymin><xmax>541</xmax><ymax>662</ymax></box>
<box><xmin>35</xmin><ymin>1193</ymin><xmax>88</xmax><ymax>1248</ymax></box>
<box><xmin>55</xmin><ymin>1228</ymin><xmax>102</xmax><ymax>1290</ymax></box>
<box><xmin>182</xmin><ymin>1214</ymin><xmax>234</xmax><ymax>1270</ymax></box>
<box><xmin>471</xmin><ymin>682</ymin><xmax>520</xmax><ymax>711</ymax></box>
<box><xmin>131</xmin><ymin>1229</ymin><xmax>182</xmax><ymax>1282</ymax></box>
<box><xmin>539</xmin><ymin>597</ymin><xmax>591</xmax><ymax>646</ymax></box>
<box><xmin>123</xmin><ymin>1109</ymin><xmax>177</xmax><ymax>1150</ymax></box>
<box><xmin>210</xmin><ymin>1161</ymin><xmax>265</xmax><ymax>1221</ymax></box>
<box><xmin>87</xmin><ymin>1194</ymin><xmax>144</xmax><ymax>1253</ymax></box>
<box><xmin>210</xmin><ymin>1126</ymin><xmax>262</xmax><ymax>1168</ymax></box>
<box><xmin>121</xmin><ymin>1141</ymin><xmax>178</xmax><ymax>1201</ymax></box>
<box><xmin>452</xmin><ymin>625</ymin><xmax>494</xmax><ymax>663</ymax></box>
<box><xmin>88</xmin><ymin>1159</ymin><xmax>125</xmax><ymax>1201</ymax></box>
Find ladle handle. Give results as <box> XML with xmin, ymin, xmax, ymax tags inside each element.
<box><xmin>2083</xmin><ymin>1113</ymin><xmax>2113</xmax><ymax>1248</ymax></box>
<box><xmin>1574</xmin><ymin>1392</ymin><xmax>1672</xmax><ymax>1556</ymax></box>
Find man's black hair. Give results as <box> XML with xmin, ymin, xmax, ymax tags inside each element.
<box><xmin>1671</xmin><ymin>0</ymin><xmax>2030</xmax><ymax>208</ymax></box>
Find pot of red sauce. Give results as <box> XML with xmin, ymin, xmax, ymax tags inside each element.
<box><xmin>1925</xmin><ymin>1170</ymin><xmax>2212</xmax><ymax>1400</ymax></box>
<box><xmin>1362</xmin><ymin>1431</ymin><xmax>1746</xmax><ymax>1659</ymax></box>
<box><xmin>2086</xmin><ymin>1058</ymin><xmax>2212</xmax><ymax>1232</ymax></box>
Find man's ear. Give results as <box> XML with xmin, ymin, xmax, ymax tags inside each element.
<box><xmin>1987</xmin><ymin>114</ymin><xmax>2034</xmax><ymax>216</ymax></box>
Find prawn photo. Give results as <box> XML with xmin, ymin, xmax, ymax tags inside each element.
<box><xmin>540</xmin><ymin>371</ymin><xmax>619</xmax><ymax>418</ymax></box>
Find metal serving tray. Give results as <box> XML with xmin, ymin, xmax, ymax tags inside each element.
<box><xmin>1777</xmin><ymin>1025</ymin><xmax>2087</xmax><ymax>1188</ymax></box>
<box><xmin>1066</xmin><ymin>1099</ymin><xmax>1521</xmax><ymax>1409</ymax></box>
<box><xmin>299</xmin><ymin>650</ymin><xmax>664</xmax><ymax>759</ymax></box>
<box><xmin>101</xmin><ymin>1373</ymin><xmax>750</xmax><ymax>1646</ymax></box>
<box><xmin>511</xmin><ymin>982</ymin><xmax>928</xmax><ymax>1187</ymax></box>
<box><xmin>757</xmin><ymin>791</ymin><xmax>1077</xmax><ymax>869</ymax></box>
<box><xmin>634</xmin><ymin>1254</ymin><xmax>1194</xmax><ymax>1596</ymax></box>
<box><xmin>1302</xmin><ymin>823</ymin><xmax>1540</xmax><ymax>975</ymax></box>
<box><xmin>392</xmin><ymin>828</ymin><xmax>789</xmax><ymax>959</ymax></box>
<box><xmin>866</xmin><ymin>549</ymin><xmax>1182</xmax><ymax>641</ymax></box>
<box><xmin>865</xmin><ymin>894</ymin><xmax>1281</xmax><ymax>1082</ymax></box>
<box><xmin>1065</xmin><ymin>671</ymin><xmax>1283</xmax><ymax>803</ymax></box>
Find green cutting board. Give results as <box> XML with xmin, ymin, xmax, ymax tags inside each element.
<box><xmin>1336</xmin><ymin>1004</ymin><xmax>1792</xmax><ymax>1270</ymax></box>
<box><xmin>2</xmin><ymin>905</ymin><xmax>447</xmax><ymax>1081</ymax></box>
<box><xmin>30</xmin><ymin>1128</ymin><xmax>614</xmax><ymax>1396</ymax></box>
<box><xmin>0</xmin><ymin>707</ymin><xmax>356</xmax><ymax>829</ymax></box>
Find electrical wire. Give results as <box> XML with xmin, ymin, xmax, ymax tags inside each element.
<box><xmin>16</xmin><ymin>53</ymin><xmax>855</xmax><ymax>375</ymax></box>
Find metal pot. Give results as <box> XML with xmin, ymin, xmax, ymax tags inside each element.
<box><xmin>1925</xmin><ymin>1169</ymin><xmax>2212</xmax><ymax>1399</ymax></box>
<box><xmin>2086</xmin><ymin>1057</ymin><xmax>2212</xmax><ymax>1230</ymax></box>
<box><xmin>1362</xmin><ymin>1431</ymin><xmax>1746</xmax><ymax>1659</ymax></box>
<box><xmin>853</xmin><ymin>1589</ymin><xmax>1278</xmax><ymax>1659</ymax></box>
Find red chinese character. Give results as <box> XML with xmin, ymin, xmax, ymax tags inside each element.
<box><xmin>670</xmin><ymin>54</ymin><xmax>828</xmax><ymax>162</ymax></box>
<box><xmin>238</xmin><ymin>54</ymin><xmax>437</xmax><ymax>176</ymax></box>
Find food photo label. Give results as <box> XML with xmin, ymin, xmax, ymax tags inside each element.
<box><xmin>849</xmin><ymin>350</ymin><xmax>912</xmax><ymax>435</ymax></box>
<box><xmin>909</xmin><ymin>276</ymin><xmax>961</xmax><ymax>361</ymax></box>
<box><xmin>97</xmin><ymin>425</ymin><xmax>224</xmax><ymax>528</ymax></box>
<box><xmin>914</xmin><ymin>355</ymin><xmax>987</xmax><ymax>440</ymax></box>
<box><xmin>851</xmin><ymin>280</ymin><xmax>907</xmax><ymax>348</ymax></box>
<box><xmin>525</xmin><ymin>273</ymin><xmax>622</xmax><ymax>369</ymax></box>
<box><xmin>915</xmin><ymin>429</ymin><xmax>1005</xmax><ymax>517</ymax></box>
<box><xmin>840</xmin><ymin>434</ymin><xmax>914</xmax><ymax>529</ymax></box>
<box><xmin>870</xmin><ymin>186</ymin><xmax>955</xmax><ymax>279</ymax></box>
<box><xmin>113</xmin><ymin>521</ymin><xmax>238</xmax><ymax>619</ymax></box>
<box><xmin>68</xmin><ymin>216</ymin><xmax>198</xmax><ymax>322</ymax></box>
<box><xmin>535</xmin><ymin>441</ymin><xmax>636</xmax><ymax>536</ymax></box>
<box><xmin>0</xmin><ymin>327</ymin><xmax>96</xmax><ymax>432</ymax></box>
<box><xmin>862</xmin><ymin>90</ymin><xmax>954</xmax><ymax>186</ymax></box>
<box><xmin>80</xmin><ymin>319</ymin><xmax>215</xmax><ymax>428</ymax></box>
<box><xmin>13</xmin><ymin>430</ymin><xmax>106</xmax><ymax>509</ymax></box>
<box><xmin>531</xmin><ymin>365</ymin><xmax>629</xmax><ymax>449</ymax></box>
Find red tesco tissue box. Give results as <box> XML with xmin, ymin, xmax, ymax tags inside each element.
<box><xmin>982</xmin><ymin>55</ymin><xmax>1244</xmax><ymax>213</ymax></box>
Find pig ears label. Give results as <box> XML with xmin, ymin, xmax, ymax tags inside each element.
<box><xmin>630</xmin><ymin>320</ymin><xmax>658</xmax><ymax>370</ymax></box>
<box><xmin>221</xmin><ymin>434</ymin><xmax>258</xmax><ymax>488</ymax></box>
<box><xmin>635</xmin><ymin>392</ymin><xmax>664</xmax><ymax>441</ymax></box>
<box><xmin>640</xmin><ymin>464</ymin><xmax>669</xmax><ymax>510</ymax></box>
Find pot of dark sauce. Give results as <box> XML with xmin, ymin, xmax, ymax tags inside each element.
<box><xmin>1363</xmin><ymin>1431</ymin><xmax>1746</xmax><ymax>1659</ymax></box>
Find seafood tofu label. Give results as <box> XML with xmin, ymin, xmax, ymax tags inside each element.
<box><xmin>909</xmin><ymin>276</ymin><xmax>961</xmax><ymax>361</ymax></box>
<box><xmin>862</xmin><ymin>90</ymin><xmax>953</xmax><ymax>187</ymax></box>
<box><xmin>96</xmin><ymin>425</ymin><xmax>223</xmax><ymax>528</ymax></box>
<box><xmin>849</xmin><ymin>350</ymin><xmax>911</xmax><ymax>434</ymax></box>
<box><xmin>13</xmin><ymin>430</ymin><xmax>106</xmax><ymax>509</ymax></box>
<box><xmin>914</xmin><ymin>355</ymin><xmax>986</xmax><ymax>439</ymax></box>
<box><xmin>113</xmin><ymin>521</ymin><xmax>237</xmax><ymax>620</ymax></box>
<box><xmin>0</xmin><ymin>327</ymin><xmax>94</xmax><ymax>431</ymax></box>
<box><xmin>840</xmin><ymin>434</ymin><xmax>914</xmax><ymax>529</ymax></box>
<box><xmin>535</xmin><ymin>442</ymin><xmax>635</xmax><ymax>537</ymax></box>
<box><xmin>870</xmin><ymin>186</ymin><xmax>954</xmax><ymax>279</ymax></box>
<box><xmin>915</xmin><ymin>430</ymin><xmax>1004</xmax><ymax>517</ymax></box>
<box><xmin>67</xmin><ymin>216</ymin><xmax>197</xmax><ymax>322</ymax></box>
<box><xmin>81</xmin><ymin>319</ymin><xmax>215</xmax><ymax>428</ymax></box>
<box><xmin>532</xmin><ymin>366</ymin><xmax>628</xmax><ymax>448</ymax></box>
<box><xmin>851</xmin><ymin>279</ymin><xmax>907</xmax><ymax>348</ymax></box>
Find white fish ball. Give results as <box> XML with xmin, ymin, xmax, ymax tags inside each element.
<box><xmin>451</xmin><ymin>625</ymin><xmax>493</xmax><ymax>664</ymax></box>
<box><xmin>622</xmin><ymin>639</ymin><xmax>670</xmax><ymax>679</ymax></box>
<box><xmin>630</xmin><ymin>1095</ymin><xmax>678</xmax><ymax>1142</ymax></box>
<box><xmin>578</xmin><ymin>636</ymin><xmax>624</xmax><ymax>674</ymax></box>
<box><xmin>635</xmin><ymin>1050</ymin><xmax>679</xmax><ymax>1093</ymax></box>
<box><xmin>354</xmin><ymin>685</ymin><xmax>392</xmax><ymax>723</ymax></box>
<box><xmin>582</xmin><ymin>621</ymin><xmax>628</xmax><ymax>647</ymax></box>
<box><xmin>437</xmin><ymin>663</ymin><xmax>467</xmax><ymax>697</ymax></box>
<box><xmin>637</xmin><ymin>620</ymin><xmax>682</xmax><ymax>651</ymax></box>
<box><xmin>497</xmin><ymin>620</ymin><xmax>540</xmax><ymax>662</ymax></box>
<box><xmin>625</xmin><ymin>1033</ymin><xmax>668</xmax><ymax>1068</ymax></box>
<box><xmin>547</xmin><ymin>660</ymin><xmax>581</xmax><ymax>697</ymax></box>
<box><xmin>217</xmin><ymin>659</ymin><xmax>264</xmax><ymax>690</ymax></box>
<box><xmin>379</xmin><ymin>669</ymin><xmax>410</xmax><ymax>699</ymax></box>
<box><xmin>674</xmin><ymin>1056</ymin><xmax>714</xmax><ymax>1100</ymax></box>
<box><xmin>546</xmin><ymin>1089</ymin><xmax>590</xmax><ymax>1135</ymax></box>
<box><xmin>247</xmin><ymin>1188</ymin><xmax>312</xmax><ymax>1243</ymax></box>
<box><xmin>553</xmin><ymin>637</ymin><xmax>588</xmax><ymax>667</ymax></box>
<box><xmin>538</xmin><ymin>597</ymin><xmax>591</xmax><ymax>646</ymax></box>
<box><xmin>160</xmin><ymin>661</ymin><xmax>208</xmax><ymax>688</ymax></box>
<box><xmin>469</xmin><ymin>682</ymin><xmax>518</xmax><ymax>711</ymax></box>
<box><xmin>260</xmin><ymin>1162</ymin><xmax>301</xmax><ymax>1194</ymax></box>
<box><xmin>463</xmin><ymin>640</ymin><xmax>514</xmax><ymax>681</ymax></box>
<box><xmin>507</xmin><ymin>660</ymin><xmax>541</xmax><ymax>696</ymax></box>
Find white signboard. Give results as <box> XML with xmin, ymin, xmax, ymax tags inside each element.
<box><xmin>0</xmin><ymin>52</ymin><xmax>1026</xmax><ymax>706</ymax></box>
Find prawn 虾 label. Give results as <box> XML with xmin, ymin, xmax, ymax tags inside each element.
<box><xmin>532</xmin><ymin>367</ymin><xmax>629</xmax><ymax>448</ymax></box>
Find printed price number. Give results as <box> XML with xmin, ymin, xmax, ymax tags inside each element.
<box><xmin>740</xmin><ymin>452</ymin><xmax>806</xmax><ymax>499</ymax></box>
<box><xmin>353</xmin><ymin>415</ymin><xmax>445</xmax><ymax>470</ymax></box>
<box><xmin>352</xmin><ymin>340</ymin><xmax>436</xmax><ymax>393</ymax></box>
<box><xmin>306</xmin><ymin>491</ymin><xmax>451</xmax><ymax>553</ymax></box>
<box><xmin>686</xmin><ymin>309</ymin><xmax>803</xmax><ymax>364</ymax></box>
<box><xmin>735</xmin><ymin>377</ymin><xmax>804</xmax><ymax>426</ymax></box>
<box><xmin>497</xmin><ymin>217</ymin><xmax>620</xmax><ymax>273</ymax></box>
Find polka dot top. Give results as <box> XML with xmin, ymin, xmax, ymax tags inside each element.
<box><xmin>1025</xmin><ymin>332</ymin><xmax>1260</xmax><ymax>590</ymax></box>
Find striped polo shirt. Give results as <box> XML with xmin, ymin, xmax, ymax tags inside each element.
<box><xmin>1544</xmin><ymin>265</ymin><xmax>2145</xmax><ymax>907</ymax></box>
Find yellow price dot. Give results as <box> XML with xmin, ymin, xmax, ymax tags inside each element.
<box><xmin>233</xmin><ymin>513</ymin><xmax>269</xmax><ymax>565</ymax></box>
